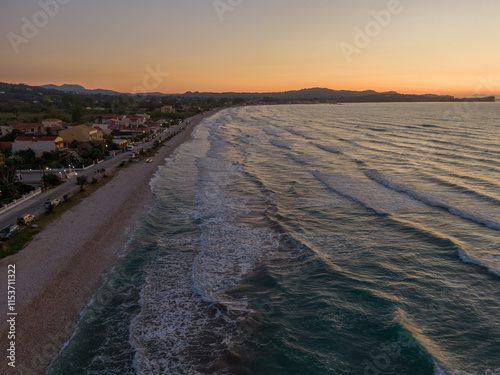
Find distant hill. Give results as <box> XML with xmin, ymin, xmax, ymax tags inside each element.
<box><xmin>37</xmin><ymin>84</ymin><xmax>495</xmax><ymax>102</ymax></box>
<box><xmin>0</xmin><ymin>82</ymin><xmax>486</xmax><ymax>103</ymax></box>
<box><xmin>40</xmin><ymin>84</ymin><xmax>122</xmax><ymax>96</ymax></box>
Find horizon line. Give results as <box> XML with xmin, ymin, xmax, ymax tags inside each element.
<box><xmin>4</xmin><ymin>81</ymin><xmax>499</xmax><ymax>98</ymax></box>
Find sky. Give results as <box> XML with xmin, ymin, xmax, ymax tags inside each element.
<box><xmin>1</xmin><ymin>0</ymin><xmax>499</xmax><ymax>96</ymax></box>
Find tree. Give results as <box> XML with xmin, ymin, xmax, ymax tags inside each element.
<box><xmin>72</xmin><ymin>106</ymin><xmax>84</xmax><ymax>124</ymax></box>
<box><xmin>43</xmin><ymin>173</ymin><xmax>62</xmax><ymax>187</ymax></box>
<box><xmin>84</xmin><ymin>97</ymin><xmax>95</xmax><ymax>109</ymax></box>
<box><xmin>76</xmin><ymin>175</ymin><xmax>88</xmax><ymax>192</ymax></box>
<box><xmin>12</xmin><ymin>107</ymin><xmax>21</xmax><ymax>119</ymax></box>
<box><xmin>233</xmin><ymin>97</ymin><xmax>246</xmax><ymax>105</ymax></box>
<box><xmin>16</xmin><ymin>182</ymin><xmax>35</xmax><ymax>195</ymax></box>
<box><xmin>0</xmin><ymin>163</ymin><xmax>18</xmax><ymax>197</ymax></box>
<box><xmin>65</xmin><ymin>150</ymin><xmax>83</xmax><ymax>168</ymax></box>
<box><xmin>46</xmin><ymin>105</ymin><xmax>58</xmax><ymax>119</ymax></box>
<box><xmin>0</xmin><ymin>129</ymin><xmax>23</xmax><ymax>142</ymax></box>
<box><xmin>0</xmin><ymin>147</ymin><xmax>11</xmax><ymax>158</ymax></box>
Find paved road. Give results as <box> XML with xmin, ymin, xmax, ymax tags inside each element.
<box><xmin>0</xmin><ymin>122</ymin><xmax>186</xmax><ymax>230</ymax></box>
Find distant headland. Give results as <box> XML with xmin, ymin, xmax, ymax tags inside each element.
<box><xmin>36</xmin><ymin>84</ymin><xmax>495</xmax><ymax>103</ymax></box>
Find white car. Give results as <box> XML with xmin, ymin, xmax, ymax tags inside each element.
<box><xmin>44</xmin><ymin>199</ymin><xmax>60</xmax><ymax>209</ymax></box>
<box><xmin>126</xmin><ymin>145</ymin><xmax>134</xmax><ymax>151</ymax></box>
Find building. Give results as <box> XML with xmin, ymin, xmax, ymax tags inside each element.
<box><xmin>42</xmin><ymin>119</ymin><xmax>62</xmax><ymax>127</ymax></box>
<box><xmin>12</xmin><ymin>136</ymin><xmax>64</xmax><ymax>155</ymax></box>
<box><xmin>92</xmin><ymin>124</ymin><xmax>112</xmax><ymax>134</ymax></box>
<box><xmin>0</xmin><ymin>121</ymin><xmax>70</xmax><ymax>137</ymax></box>
<box><xmin>112</xmin><ymin>138</ymin><xmax>128</xmax><ymax>149</ymax></box>
<box><xmin>41</xmin><ymin>119</ymin><xmax>70</xmax><ymax>134</ymax></box>
<box><xmin>6</xmin><ymin>123</ymin><xmax>46</xmax><ymax>136</ymax></box>
<box><xmin>160</xmin><ymin>105</ymin><xmax>175</xmax><ymax>113</ymax></box>
<box><xmin>127</xmin><ymin>115</ymin><xmax>146</xmax><ymax>127</ymax></box>
<box><xmin>107</xmin><ymin>121</ymin><xmax>129</xmax><ymax>131</ymax></box>
<box><xmin>59</xmin><ymin>125</ymin><xmax>103</xmax><ymax>144</ymax></box>
<box><xmin>100</xmin><ymin>114</ymin><xmax>126</xmax><ymax>124</ymax></box>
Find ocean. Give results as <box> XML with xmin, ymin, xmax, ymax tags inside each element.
<box><xmin>48</xmin><ymin>103</ymin><xmax>500</xmax><ymax>375</ymax></box>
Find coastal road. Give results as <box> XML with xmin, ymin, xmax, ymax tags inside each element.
<box><xmin>0</xmin><ymin>121</ymin><xmax>189</xmax><ymax>230</ymax></box>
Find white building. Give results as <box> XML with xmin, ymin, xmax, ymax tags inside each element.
<box><xmin>12</xmin><ymin>136</ymin><xmax>64</xmax><ymax>155</ymax></box>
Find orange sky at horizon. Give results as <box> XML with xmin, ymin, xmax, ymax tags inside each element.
<box><xmin>1</xmin><ymin>0</ymin><xmax>499</xmax><ymax>97</ymax></box>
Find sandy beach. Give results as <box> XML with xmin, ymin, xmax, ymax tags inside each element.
<box><xmin>0</xmin><ymin>111</ymin><xmax>214</xmax><ymax>374</ymax></box>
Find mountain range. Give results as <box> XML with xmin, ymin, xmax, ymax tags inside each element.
<box><xmin>0</xmin><ymin>83</ymin><xmax>480</xmax><ymax>103</ymax></box>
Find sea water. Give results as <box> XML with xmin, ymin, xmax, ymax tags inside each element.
<box><xmin>48</xmin><ymin>103</ymin><xmax>500</xmax><ymax>374</ymax></box>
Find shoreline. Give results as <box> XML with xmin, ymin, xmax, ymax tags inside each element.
<box><xmin>0</xmin><ymin>110</ymin><xmax>217</xmax><ymax>374</ymax></box>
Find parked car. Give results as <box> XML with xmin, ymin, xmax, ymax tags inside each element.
<box><xmin>17</xmin><ymin>214</ymin><xmax>36</xmax><ymax>225</ymax></box>
<box><xmin>1</xmin><ymin>225</ymin><xmax>20</xmax><ymax>241</ymax></box>
<box><xmin>44</xmin><ymin>199</ymin><xmax>61</xmax><ymax>209</ymax></box>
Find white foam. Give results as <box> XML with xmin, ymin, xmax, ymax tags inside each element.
<box><xmin>132</xmin><ymin>116</ymin><xmax>282</xmax><ymax>373</ymax></box>
<box><xmin>193</xmin><ymin>155</ymin><xmax>280</xmax><ymax>306</ymax></box>
<box><xmin>365</xmin><ymin>169</ymin><xmax>500</xmax><ymax>231</ymax></box>
<box><xmin>313</xmin><ymin>170</ymin><xmax>421</xmax><ymax>215</ymax></box>
<box><xmin>433</xmin><ymin>361</ymin><xmax>451</xmax><ymax>375</ymax></box>
<box><xmin>458</xmin><ymin>249</ymin><xmax>500</xmax><ymax>278</ymax></box>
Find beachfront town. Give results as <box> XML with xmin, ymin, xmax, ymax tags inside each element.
<box><xmin>0</xmin><ymin>114</ymin><xmax>203</xmax><ymax>251</ymax></box>
<box><xmin>0</xmin><ymin>81</ymin><xmax>277</xmax><ymax>248</ymax></box>
<box><xmin>0</xmin><ymin>112</ymin><xmax>168</xmax><ymax>183</ymax></box>
<box><xmin>0</xmin><ymin>108</ymin><xmax>193</xmax><ymax>246</ymax></box>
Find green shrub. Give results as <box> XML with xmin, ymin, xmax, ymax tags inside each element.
<box><xmin>43</xmin><ymin>173</ymin><xmax>62</xmax><ymax>188</ymax></box>
<box><xmin>76</xmin><ymin>175</ymin><xmax>88</xmax><ymax>192</ymax></box>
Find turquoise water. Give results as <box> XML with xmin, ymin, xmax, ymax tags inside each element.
<box><xmin>48</xmin><ymin>103</ymin><xmax>500</xmax><ymax>374</ymax></box>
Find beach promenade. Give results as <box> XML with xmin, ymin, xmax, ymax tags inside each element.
<box><xmin>0</xmin><ymin>111</ymin><xmax>214</xmax><ymax>374</ymax></box>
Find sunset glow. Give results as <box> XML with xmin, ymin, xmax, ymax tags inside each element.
<box><xmin>1</xmin><ymin>0</ymin><xmax>499</xmax><ymax>96</ymax></box>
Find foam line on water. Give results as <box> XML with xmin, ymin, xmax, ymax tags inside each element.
<box><xmin>365</xmin><ymin>169</ymin><xmax>500</xmax><ymax>231</ymax></box>
<box><xmin>458</xmin><ymin>249</ymin><xmax>500</xmax><ymax>278</ymax></box>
